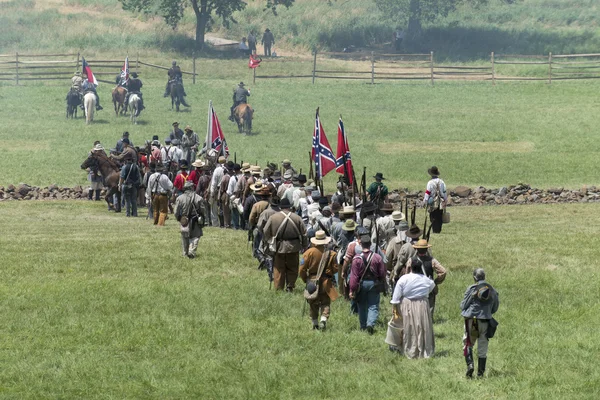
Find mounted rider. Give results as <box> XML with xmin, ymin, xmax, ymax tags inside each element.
<box><xmin>81</xmin><ymin>72</ymin><xmax>103</xmax><ymax>111</ymax></box>
<box><xmin>164</xmin><ymin>60</ymin><xmax>187</xmax><ymax>98</ymax></box>
<box><xmin>125</xmin><ymin>72</ymin><xmax>145</xmax><ymax>116</ymax></box>
<box><xmin>229</xmin><ymin>81</ymin><xmax>250</xmax><ymax>121</ymax></box>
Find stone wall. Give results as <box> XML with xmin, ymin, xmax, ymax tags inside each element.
<box><xmin>2</xmin><ymin>183</ymin><xmax>600</xmax><ymax>205</ymax></box>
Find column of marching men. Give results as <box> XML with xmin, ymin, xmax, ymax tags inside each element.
<box><xmin>85</xmin><ymin>130</ymin><xmax>499</xmax><ymax>378</ymax></box>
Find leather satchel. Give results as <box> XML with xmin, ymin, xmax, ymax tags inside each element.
<box><xmin>304</xmin><ymin>251</ymin><xmax>330</xmax><ymax>301</ymax></box>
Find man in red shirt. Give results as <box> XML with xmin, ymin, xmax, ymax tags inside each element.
<box><xmin>173</xmin><ymin>159</ymin><xmax>190</xmax><ymax>195</ymax></box>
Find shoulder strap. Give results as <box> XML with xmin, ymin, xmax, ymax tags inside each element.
<box><xmin>359</xmin><ymin>253</ymin><xmax>374</xmax><ymax>283</ymax></box>
<box><xmin>315</xmin><ymin>250</ymin><xmax>330</xmax><ymax>281</ymax></box>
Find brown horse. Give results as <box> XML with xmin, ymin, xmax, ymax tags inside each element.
<box><xmin>112</xmin><ymin>86</ymin><xmax>127</xmax><ymax>116</ymax></box>
<box><xmin>81</xmin><ymin>151</ymin><xmax>122</xmax><ymax>212</ymax></box>
<box><xmin>233</xmin><ymin>103</ymin><xmax>253</xmax><ymax>135</ymax></box>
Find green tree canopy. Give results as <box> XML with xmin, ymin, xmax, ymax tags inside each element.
<box><xmin>120</xmin><ymin>0</ymin><xmax>294</xmax><ymax>49</ymax></box>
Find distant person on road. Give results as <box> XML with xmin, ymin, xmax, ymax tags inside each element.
<box><xmin>461</xmin><ymin>268</ymin><xmax>500</xmax><ymax>378</ymax></box>
<box><xmin>239</xmin><ymin>37</ymin><xmax>251</xmax><ymax>56</ymax></box>
<box><xmin>247</xmin><ymin>30</ymin><xmax>257</xmax><ymax>54</ymax></box>
<box><xmin>422</xmin><ymin>166</ymin><xmax>447</xmax><ymax>234</ymax></box>
<box><xmin>229</xmin><ymin>82</ymin><xmax>250</xmax><ymax>121</ymax></box>
<box><xmin>261</xmin><ymin>28</ymin><xmax>275</xmax><ymax>57</ymax></box>
<box><xmin>164</xmin><ymin>60</ymin><xmax>186</xmax><ymax>98</ymax></box>
<box><xmin>394</xmin><ymin>28</ymin><xmax>405</xmax><ymax>51</ymax></box>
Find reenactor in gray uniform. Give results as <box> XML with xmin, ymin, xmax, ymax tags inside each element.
<box><xmin>230</xmin><ymin>82</ymin><xmax>250</xmax><ymax>121</ymax></box>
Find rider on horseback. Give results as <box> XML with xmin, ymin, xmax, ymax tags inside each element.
<box><xmin>125</xmin><ymin>72</ymin><xmax>145</xmax><ymax>116</ymax></box>
<box><xmin>163</xmin><ymin>60</ymin><xmax>187</xmax><ymax>98</ymax></box>
<box><xmin>81</xmin><ymin>72</ymin><xmax>103</xmax><ymax>111</ymax></box>
<box><xmin>229</xmin><ymin>82</ymin><xmax>250</xmax><ymax>121</ymax></box>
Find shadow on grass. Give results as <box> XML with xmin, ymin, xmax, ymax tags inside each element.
<box><xmin>406</xmin><ymin>25</ymin><xmax>600</xmax><ymax>61</ymax></box>
<box><xmin>434</xmin><ymin>350</ymin><xmax>450</xmax><ymax>358</ymax></box>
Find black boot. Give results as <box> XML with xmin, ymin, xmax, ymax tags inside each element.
<box><xmin>88</xmin><ymin>189</ymin><xmax>93</xmax><ymax>200</ymax></box>
<box><xmin>95</xmin><ymin>189</ymin><xmax>101</xmax><ymax>201</ymax></box>
<box><xmin>477</xmin><ymin>357</ymin><xmax>487</xmax><ymax>378</ymax></box>
<box><xmin>465</xmin><ymin>348</ymin><xmax>474</xmax><ymax>378</ymax></box>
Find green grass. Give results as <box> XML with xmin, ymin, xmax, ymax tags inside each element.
<box><xmin>0</xmin><ymin>201</ymin><xmax>599</xmax><ymax>398</ymax></box>
<box><xmin>2</xmin><ymin>73</ymin><xmax>600</xmax><ymax>190</ymax></box>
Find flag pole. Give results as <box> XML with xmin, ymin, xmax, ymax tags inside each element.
<box><xmin>206</xmin><ymin>100</ymin><xmax>212</xmax><ymax>158</ymax></box>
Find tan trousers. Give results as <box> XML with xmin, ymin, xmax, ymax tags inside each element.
<box><xmin>273</xmin><ymin>252</ymin><xmax>299</xmax><ymax>291</ymax></box>
<box><xmin>463</xmin><ymin>318</ymin><xmax>489</xmax><ymax>358</ymax></box>
<box><xmin>152</xmin><ymin>194</ymin><xmax>169</xmax><ymax>225</ymax></box>
<box><xmin>308</xmin><ymin>292</ymin><xmax>331</xmax><ymax>321</ymax></box>
<box><xmin>181</xmin><ymin>235</ymin><xmax>200</xmax><ymax>257</ymax></box>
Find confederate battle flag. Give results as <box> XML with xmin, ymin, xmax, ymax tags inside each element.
<box><xmin>120</xmin><ymin>56</ymin><xmax>129</xmax><ymax>85</ymax></box>
<box><xmin>81</xmin><ymin>57</ymin><xmax>97</xmax><ymax>85</ymax></box>
<box><xmin>206</xmin><ymin>101</ymin><xmax>230</xmax><ymax>158</ymax></box>
<box><xmin>311</xmin><ymin>108</ymin><xmax>336</xmax><ymax>179</ymax></box>
<box><xmin>335</xmin><ymin>116</ymin><xmax>353</xmax><ymax>184</ymax></box>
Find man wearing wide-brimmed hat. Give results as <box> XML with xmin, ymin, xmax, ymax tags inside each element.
<box><xmin>173</xmin><ymin>159</ymin><xmax>190</xmax><ymax>196</ymax></box>
<box><xmin>385</xmin><ymin>211</ymin><xmax>408</xmax><ymax>270</ymax></box>
<box><xmin>371</xmin><ymin>202</ymin><xmax>396</xmax><ymax>249</ymax></box>
<box><xmin>423</xmin><ymin>166</ymin><xmax>447</xmax><ymax>234</ymax></box>
<box><xmin>461</xmin><ymin>268</ymin><xmax>499</xmax><ymax>379</ymax></box>
<box><xmin>390</xmin><ymin>224</ymin><xmax>425</xmax><ymax>283</ymax></box>
<box><xmin>281</xmin><ymin>159</ymin><xmax>297</xmax><ymax>178</ymax></box>
<box><xmin>169</xmin><ymin>122</ymin><xmax>184</xmax><ymax>142</ymax></box>
<box><xmin>230</xmin><ymin>81</ymin><xmax>250</xmax><ymax>121</ymax></box>
<box><xmin>336</xmin><ymin>219</ymin><xmax>357</xmax><ymax>298</ymax></box>
<box><xmin>367</xmin><ymin>172</ymin><xmax>389</xmax><ymax>209</ymax></box>
<box><xmin>226</xmin><ymin>163</ymin><xmax>243</xmax><ymax>229</ymax></box>
<box><xmin>263</xmin><ymin>198</ymin><xmax>308</xmax><ymax>292</ymax></box>
<box><xmin>300</xmin><ymin>230</ymin><xmax>339</xmax><ymax>330</ymax></box>
<box><xmin>405</xmin><ymin>239</ymin><xmax>446</xmax><ymax>315</ymax></box>
<box><xmin>146</xmin><ymin>164</ymin><xmax>174</xmax><ymax>226</ymax></box>
<box><xmin>181</xmin><ymin>125</ymin><xmax>200</xmax><ymax>167</ymax></box>
<box><xmin>208</xmin><ymin>156</ymin><xmax>227</xmax><ymax>227</ymax></box>
<box><xmin>175</xmin><ymin>181</ymin><xmax>205</xmax><ymax>259</ymax></box>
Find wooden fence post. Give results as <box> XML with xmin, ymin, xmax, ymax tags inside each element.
<box><xmin>76</xmin><ymin>52</ymin><xmax>80</xmax><ymax>70</ymax></box>
<box><xmin>136</xmin><ymin>51</ymin><xmax>139</xmax><ymax>73</ymax></box>
<box><xmin>15</xmin><ymin>52</ymin><xmax>19</xmax><ymax>85</ymax></box>
<box><xmin>193</xmin><ymin>51</ymin><xmax>196</xmax><ymax>84</ymax></box>
<box><xmin>253</xmin><ymin>64</ymin><xmax>256</xmax><ymax>84</ymax></box>
<box><xmin>312</xmin><ymin>50</ymin><xmax>317</xmax><ymax>84</ymax></box>
<box><xmin>491</xmin><ymin>51</ymin><xmax>495</xmax><ymax>86</ymax></box>
<box><xmin>548</xmin><ymin>52</ymin><xmax>552</xmax><ymax>84</ymax></box>
<box><xmin>371</xmin><ymin>51</ymin><xmax>375</xmax><ymax>84</ymax></box>
<box><xmin>430</xmin><ymin>51</ymin><xmax>434</xmax><ymax>85</ymax></box>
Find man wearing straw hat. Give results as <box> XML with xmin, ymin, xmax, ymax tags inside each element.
<box><xmin>390</xmin><ymin>224</ymin><xmax>425</xmax><ymax>284</ymax></box>
<box><xmin>263</xmin><ymin>198</ymin><xmax>308</xmax><ymax>292</ymax></box>
<box><xmin>423</xmin><ymin>166</ymin><xmax>447</xmax><ymax>234</ymax></box>
<box><xmin>405</xmin><ymin>239</ymin><xmax>446</xmax><ymax>315</ymax></box>
<box><xmin>385</xmin><ymin>211</ymin><xmax>409</xmax><ymax>272</ymax></box>
<box><xmin>300</xmin><ymin>230</ymin><xmax>339</xmax><ymax>330</ymax></box>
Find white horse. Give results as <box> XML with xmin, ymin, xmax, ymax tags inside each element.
<box><xmin>129</xmin><ymin>94</ymin><xmax>140</xmax><ymax>124</ymax></box>
<box><xmin>83</xmin><ymin>92</ymin><xmax>96</xmax><ymax>125</ymax></box>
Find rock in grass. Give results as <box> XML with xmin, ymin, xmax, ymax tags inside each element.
<box><xmin>453</xmin><ymin>186</ymin><xmax>471</xmax><ymax>198</ymax></box>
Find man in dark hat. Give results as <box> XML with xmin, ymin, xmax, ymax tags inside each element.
<box><xmin>226</xmin><ymin>163</ymin><xmax>243</xmax><ymax>229</ymax></box>
<box><xmin>124</xmin><ymin>72</ymin><xmax>144</xmax><ymax>115</ymax></box>
<box><xmin>119</xmin><ymin>158</ymin><xmax>142</xmax><ymax>217</ymax></box>
<box><xmin>175</xmin><ymin>181</ymin><xmax>205</xmax><ymax>259</ymax></box>
<box><xmin>170</xmin><ymin>122</ymin><xmax>184</xmax><ymax>142</ymax></box>
<box><xmin>263</xmin><ymin>198</ymin><xmax>308</xmax><ymax>292</ymax></box>
<box><xmin>230</xmin><ymin>81</ymin><xmax>251</xmax><ymax>121</ymax></box>
<box><xmin>261</xmin><ymin>28</ymin><xmax>275</xmax><ymax>56</ymax></box>
<box><xmin>405</xmin><ymin>239</ymin><xmax>446</xmax><ymax>315</ymax></box>
<box><xmin>115</xmin><ymin>131</ymin><xmax>134</xmax><ymax>154</ymax></box>
<box><xmin>461</xmin><ymin>268</ymin><xmax>499</xmax><ymax>378</ymax></box>
<box><xmin>390</xmin><ymin>224</ymin><xmax>429</xmax><ymax>284</ymax></box>
<box><xmin>367</xmin><ymin>172</ymin><xmax>389</xmax><ymax>209</ymax></box>
<box><xmin>173</xmin><ymin>159</ymin><xmax>190</xmax><ymax>196</ymax></box>
<box><xmin>146</xmin><ymin>164</ymin><xmax>174</xmax><ymax>226</ymax></box>
<box><xmin>423</xmin><ymin>166</ymin><xmax>447</xmax><ymax>234</ymax></box>
<box><xmin>111</xmin><ymin>136</ymin><xmax>137</xmax><ymax>164</ymax></box>
<box><xmin>360</xmin><ymin>201</ymin><xmax>378</xmax><ymax>232</ymax></box>
<box><xmin>164</xmin><ymin>60</ymin><xmax>185</xmax><ymax>97</ymax></box>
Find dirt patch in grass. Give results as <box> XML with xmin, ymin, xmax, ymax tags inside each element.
<box><xmin>377</xmin><ymin>141</ymin><xmax>535</xmax><ymax>154</ymax></box>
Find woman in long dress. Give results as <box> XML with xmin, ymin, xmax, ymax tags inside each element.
<box><xmin>390</xmin><ymin>257</ymin><xmax>436</xmax><ymax>358</ymax></box>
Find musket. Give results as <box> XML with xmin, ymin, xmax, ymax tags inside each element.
<box><xmin>361</xmin><ymin>167</ymin><xmax>367</xmax><ymax>203</ymax></box>
<box><xmin>234</xmin><ymin>152</ymin><xmax>237</xmax><ymax>164</ymax></box>
<box><xmin>351</xmin><ymin>166</ymin><xmax>359</xmax><ymax>208</ymax></box>
<box><xmin>308</xmin><ymin>151</ymin><xmax>314</xmax><ymax>181</ymax></box>
<box><xmin>317</xmin><ymin>219</ymin><xmax>330</xmax><ymax>237</ymax></box>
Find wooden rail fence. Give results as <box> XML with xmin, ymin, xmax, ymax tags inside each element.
<box><xmin>0</xmin><ymin>52</ymin><xmax>198</xmax><ymax>85</ymax></box>
<box><xmin>253</xmin><ymin>50</ymin><xmax>600</xmax><ymax>85</ymax></box>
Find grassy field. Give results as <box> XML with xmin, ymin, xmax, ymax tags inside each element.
<box><xmin>0</xmin><ymin>201</ymin><xmax>599</xmax><ymax>398</ymax></box>
<box><xmin>1</xmin><ymin>73</ymin><xmax>600</xmax><ymax>191</ymax></box>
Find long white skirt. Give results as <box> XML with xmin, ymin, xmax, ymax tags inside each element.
<box><xmin>400</xmin><ymin>297</ymin><xmax>435</xmax><ymax>359</ymax></box>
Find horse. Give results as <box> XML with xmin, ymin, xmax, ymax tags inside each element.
<box><xmin>83</xmin><ymin>92</ymin><xmax>96</xmax><ymax>124</ymax></box>
<box><xmin>169</xmin><ymin>80</ymin><xmax>189</xmax><ymax>112</ymax></box>
<box><xmin>112</xmin><ymin>86</ymin><xmax>127</xmax><ymax>116</ymax></box>
<box><xmin>233</xmin><ymin>103</ymin><xmax>254</xmax><ymax>135</ymax></box>
<box><xmin>129</xmin><ymin>93</ymin><xmax>140</xmax><ymax>124</ymax></box>
<box><xmin>66</xmin><ymin>88</ymin><xmax>81</xmax><ymax>119</ymax></box>
<box><xmin>81</xmin><ymin>151</ymin><xmax>122</xmax><ymax>212</ymax></box>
